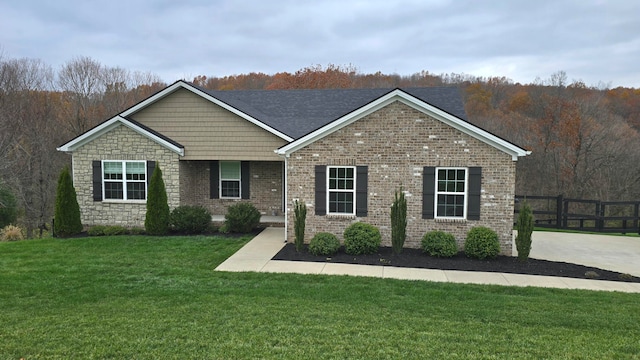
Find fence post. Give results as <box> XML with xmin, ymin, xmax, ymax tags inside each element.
<box><xmin>556</xmin><ymin>194</ymin><xmax>563</xmax><ymax>229</ymax></box>
<box><xmin>596</xmin><ymin>202</ymin><xmax>603</xmax><ymax>232</ymax></box>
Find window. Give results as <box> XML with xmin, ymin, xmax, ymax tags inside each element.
<box><xmin>220</xmin><ymin>161</ymin><xmax>241</xmax><ymax>198</ymax></box>
<box><xmin>436</xmin><ymin>168</ymin><xmax>467</xmax><ymax>218</ymax></box>
<box><xmin>103</xmin><ymin>161</ymin><xmax>147</xmax><ymax>201</ymax></box>
<box><xmin>328</xmin><ymin>166</ymin><xmax>355</xmax><ymax>215</ymax></box>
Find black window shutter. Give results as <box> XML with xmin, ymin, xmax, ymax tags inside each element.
<box><xmin>146</xmin><ymin>161</ymin><xmax>156</xmax><ymax>185</ymax></box>
<box><xmin>467</xmin><ymin>167</ymin><xmax>482</xmax><ymax>220</ymax></box>
<box><xmin>241</xmin><ymin>161</ymin><xmax>250</xmax><ymax>199</ymax></box>
<box><xmin>92</xmin><ymin>160</ymin><xmax>102</xmax><ymax>201</ymax></box>
<box><xmin>315</xmin><ymin>165</ymin><xmax>326</xmax><ymax>216</ymax></box>
<box><xmin>422</xmin><ymin>166</ymin><xmax>436</xmax><ymax>219</ymax></box>
<box><xmin>210</xmin><ymin>160</ymin><xmax>219</xmax><ymax>199</ymax></box>
<box><xmin>355</xmin><ymin>166</ymin><xmax>368</xmax><ymax>217</ymax></box>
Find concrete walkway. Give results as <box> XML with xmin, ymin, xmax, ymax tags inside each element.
<box><xmin>215</xmin><ymin>227</ymin><xmax>640</xmax><ymax>293</ymax></box>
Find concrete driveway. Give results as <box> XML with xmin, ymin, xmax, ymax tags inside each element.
<box><xmin>517</xmin><ymin>231</ymin><xmax>640</xmax><ymax>277</ymax></box>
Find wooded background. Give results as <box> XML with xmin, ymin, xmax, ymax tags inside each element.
<box><xmin>2</xmin><ymin>57</ymin><xmax>639</xmax><ymax>236</ymax></box>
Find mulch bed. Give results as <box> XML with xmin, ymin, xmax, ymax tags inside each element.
<box><xmin>273</xmin><ymin>244</ymin><xmax>640</xmax><ymax>283</ymax></box>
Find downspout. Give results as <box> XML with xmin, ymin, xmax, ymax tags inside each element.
<box><xmin>277</xmin><ymin>151</ymin><xmax>289</xmax><ymax>243</ymax></box>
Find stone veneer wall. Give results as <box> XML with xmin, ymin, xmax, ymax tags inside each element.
<box><xmin>286</xmin><ymin>101</ymin><xmax>517</xmax><ymax>254</ymax></box>
<box><xmin>72</xmin><ymin>124</ymin><xmax>180</xmax><ymax>227</ymax></box>
<box><xmin>179</xmin><ymin>160</ymin><xmax>284</xmax><ymax>215</ymax></box>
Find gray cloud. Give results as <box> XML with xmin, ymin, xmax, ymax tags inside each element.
<box><xmin>1</xmin><ymin>0</ymin><xmax>639</xmax><ymax>87</ymax></box>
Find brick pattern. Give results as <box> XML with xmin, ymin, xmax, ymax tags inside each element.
<box><xmin>286</xmin><ymin>101</ymin><xmax>516</xmax><ymax>254</ymax></box>
<box><xmin>179</xmin><ymin>160</ymin><xmax>284</xmax><ymax>215</ymax></box>
<box><xmin>72</xmin><ymin>124</ymin><xmax>180</xmax><ymax>227</ymax></box>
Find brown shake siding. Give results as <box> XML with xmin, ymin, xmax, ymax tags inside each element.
<box><xmin>129</xmin><ymin>88</ymin><xmax>287</xmax><ymax>161</ymax></box>
<box><xmin>286</xmin><ymin>101</ymin><xmax>516</xmax><ymax>254</ymax></box>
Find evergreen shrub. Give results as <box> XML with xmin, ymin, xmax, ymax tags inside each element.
<box><xmin>225</xmin><ymin>203</ymin><xmax>260</xmax><ymax>233</ymax></box>
<box><xmin>343</xmin><ymin>222</ymin><xmax>381</xmax><ymax>255</ymax></box>
<box><xmin>390</xmin><ymin>188</ymin><xmax>407</xmax><ymax>254</ymax></box>
<box><xmin>170</xmin><ymin>205</ymin><xmax>212</xmax><ymax>234</ymax></box>
<box><xmin>421</xmin><ymin>230</ymin><xmax>458</xmax><ymax>257</ymax></box>
<box><xmin>515</xmin><ymin>199</ymin><xmax>534</xmax><ymax>261</ymax></box>
<box><xmin>308</xmin><ymin>232</ymin><xmax>340</xmax><ymax>256</ymax></box>
<box><xmin>293</xmin><ymin>200</ymin><xmax>307</xmax><ymax>252</ymax></box>
<box><xmin>0</xmin><ymin>182</ymin><xmax>17</xmax><ymax>228</ymax></box>
<box><xmin>54</xmin><ymin>166</ymin><xmax>83</xmax><ymax>237</ymax></box>
<box><xmin>464</xmin><ymin>226</ymin><xmax>500</xmax><ymax>260</ymax></box>
<box><xmin>145</xmin><ymin>165</ymin><xmax>170</xmax><ymax>235</ymax></box>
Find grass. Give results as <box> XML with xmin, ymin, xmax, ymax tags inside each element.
<box><xmin>1</xmin><ymin>236</ymin><xmax>639</xmax><ymax>359</ymax></box>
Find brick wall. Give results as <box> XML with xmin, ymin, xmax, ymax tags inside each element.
<box><xmin>286</xmin><ymin>101</ymin><xmax>516</xmax><ymax>254</ymax></box>
<box><xmin>179</xmin><ymin>160</ymin><xmax>283</xmax><ymax>215</ymax></box>
<box><xmin>72</xmin><ymin>124</ymin><xmax>180</xmax><ymax>227</ymax></box>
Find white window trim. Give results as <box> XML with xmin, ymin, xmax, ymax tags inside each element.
<box><xmin>219</xmin><ymin>161</ymin><xmax>242</xmax><ymax>199</ymax></box>
<box><xmin>327</xmin><ymin>165</ymin><xmax>356</xmax><ymax>216</ymax></box>
<box><xmin>102</xmin><ymin>160</ymin><xmax>147</xmax><ymax>202</ymax></box>
<box><xmin>434</xmin><ymin>167</ymin><xmax>468</xmax><ymax>219</ymax></box>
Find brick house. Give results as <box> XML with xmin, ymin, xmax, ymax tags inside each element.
<box><xmin>58</xmin><ymin>80</ymin><xmax>529</xmax><ymax>254</ymax></box>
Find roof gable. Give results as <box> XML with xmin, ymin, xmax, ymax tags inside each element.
<box><xmin>123</xmin><ymin>81</ymin><xmax>294</xmax><ymax>142</ymax></box>
<box><xmin>57</xmin><ymin>115</ymin><xmax>184</xmax><ymax>155</ymax></box>
<box><xmin>276</xmin><ymin>89</ymin><xmax>530</xmax><ymax>161</ymax></box>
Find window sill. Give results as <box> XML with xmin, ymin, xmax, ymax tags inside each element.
<box><xmin>434</xmin><ymin>218</ymin><xmax>467</xmax><ymax>223</ymax></box>
<box><xmin>326</xmin><ymin>214</ymin><xmax>356</xmax><ymax>220</ymax></box>
<box><xmin>102</xmin><ymin>199</ymin><xmax>147</xmax><ymax>204</ymax></box>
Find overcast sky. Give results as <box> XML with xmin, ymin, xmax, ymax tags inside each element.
<box><xmin>2</xmin><ymin>0</ymin><xmax>639</xmax><ymax>88</ymax></box>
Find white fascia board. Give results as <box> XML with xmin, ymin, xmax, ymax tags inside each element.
<box><xmin>277</xmin><ymin>89</ymin><xmax>530</xmax><ymax>161</ymax></box>
<box><xmin>56</xmin><ymin>116</ymin><xmax>184</xmax><ymax>156</ymax></box>
<box><xmin>122</xmin><ymin>80</ymin><xmax>294</xmax><ymax>142</ymax></box>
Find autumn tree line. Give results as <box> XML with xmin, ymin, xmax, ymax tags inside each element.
<box><xmin>1</xmin><ymin>57</ymin><xmax>639</xmax><ymax>237</ymax></box>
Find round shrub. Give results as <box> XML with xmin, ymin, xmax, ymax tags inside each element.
<box><xmin>308</xmin><ymin>232</ymin><xmax>340</xmax><ymax>256</ymax></box>
<box><xmin>343</xmin><ymin>222</ymin><xmax>381</xmax><ymax>255</ymax></box>
<box><xmin>464</xmin><ymin>226</ymin><xmax>500</xmax><ymax>260</ymax></box>
<box><xmin>421</xmin><ymin>230</ymin><xmax>458</xmax><ymax>257</ymax></box>
<box><xmin>171</xmin><ymin>205</ymin><xmax>212</xmax><ymax>234</ymax></box>
<box><xmin>225</xmin><ymin>203</ymin><xmax>261</xmax><ymax>233</ymax></box>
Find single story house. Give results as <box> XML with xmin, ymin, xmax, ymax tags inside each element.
<box><xmin>57</xmin><ymin>80</ymin><xmax>529</xmax><ymax>253</ymax></box>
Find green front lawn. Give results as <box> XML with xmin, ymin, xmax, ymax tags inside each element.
<box><xmin>1</xmin><ymin>236</ymin><xmax>639</xmax><ymax>359</ymax></box>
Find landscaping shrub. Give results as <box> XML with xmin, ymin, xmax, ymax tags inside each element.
<box><xmin>293</xmin><ymin>200</ymin><xmax>307</xmax><ymax>252</ymax></box>
<box><xmin>421</xmin><ymin>230</ymin><xmax>458</xmax><ymax>257</ymax></box>
<box><xmin>390</xmin><ymin>188</ymin><xmax>407</xmax><ymax>254</ymax></box>
<box><xmin>88</xmin><ymin>225</ymin><xmax>129</xmax><ymax>236</ymax></box>
<box><xmin>145</xmin><ymin>165</ymin><xmax>170</xmax><ymax>235</ymax></box>
<box><xmin>225</xmin><ymin>203</ymin><xmax>261</xmax><ymax>233</ymax></box>
<box><xmin>308</xmin><ymin>232</ymin><xmax>340</xmax><ymax>256</ymax></box>
<box><xmin>343</xmin><ymin>222</ymin><xmax>381</xmax><ymax>255</ymax></box>
<box><xmin>170</xmin><ymin>205</ymin><xmax>212</xmax><ymax>234</ymax></box>
<box><xmin>0</xmin><ymin>225</ymin><xmax>24</xmax><ymax>241</ymax></box>
<box><xmin>103</xmin><ymin>226</ymin><xmax>129</xmax><ymax>236</ymax></box>
<box><xmin>88</xmin><ymin>225</ymin><xmax>108</xmax><ymax>236</ymax></box>
<box><xmin>54</xmin><ymin>166</ymin><xmax>83</xmax><ymax>237</ymax></box>
<box><xmin>464</xmin><ymin>226</ymin><xmax>500</xmax><ymax>260</ymax></box>
<box><xmin>515</xmin><ymin>199</ymin><xmax>534</xmax><ymax>261</ymax></box>
<box><xmin>0</xmin><ymin>182</ymin><xmax>17</xmax><ymax>229</ymax></box>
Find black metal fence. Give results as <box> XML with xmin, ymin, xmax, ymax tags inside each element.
<box><xmin>515</xmin><ymin>195</ymin><xmax>640</xmax><ymax>234</ymax></box>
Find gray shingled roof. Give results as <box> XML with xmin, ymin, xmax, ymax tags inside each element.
<box><xmin>196</xmin><ymin>86</ymin><xmax>468</xmax><ymax>139</ymax></box>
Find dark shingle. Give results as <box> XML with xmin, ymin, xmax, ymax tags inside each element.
<box><xmin>195</xmin><ymin>86</ymin><xmax>467</xmax><ymax>139</ymax></box>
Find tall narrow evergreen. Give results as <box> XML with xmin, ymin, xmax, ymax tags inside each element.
<box><xmin>54</xmin><ymin>166</ymin><xmax>83</xmax><ymax>237</ymax></box>
<box><xmin>391</xmin><ymin>187</ymin><xmax>407</xmax><ymax>254</ymax></box>
<box><xmin>145</xmin><ymin>164</ymin><xmax>170</xmax><ymax>235</ymax></box>
<box><xmin>515</xmin><ymin>199</ymin><xmax>534</xmax><ymax>261</ymax></box>
<box><xmin>293</xmin><ymin>200</ymin><xmax>307</xmax><ymax>252</ymax></box>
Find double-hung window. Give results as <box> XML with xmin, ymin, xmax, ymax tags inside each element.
<box><xmin>220</xmin><ymin>161</ymin><xmax>241</xmax><ymax>199</ymax></box>
<box><xmin>327</xmin><ymin>166</ymin><xmax>355</xmax><ymax>215</ymax></box>
<box><xmin>103</xmin><ymin>161</ymin><xmax>147</xmax><ymax>201</ymax></box>
<box><xmin>436</xmin><ymin>168</ymin><xmax>467</xmax><ymax>218</ymax></box>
